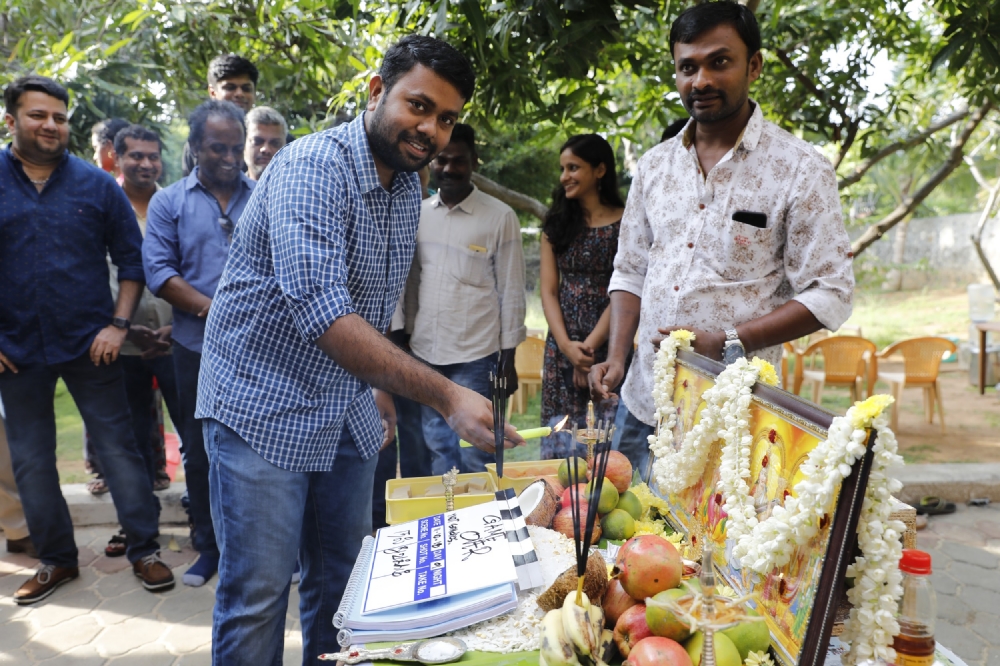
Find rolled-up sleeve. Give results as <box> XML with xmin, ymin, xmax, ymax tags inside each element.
<box><xmin>105</xmin><ymin>181</ymin><xmax>145</xmax><ymax>284</ymax></box>
<box><xmin>143</xmin><ymin>190</ymin><xmax>181</xmax><ymax>296</ymax></box>
<box><xmin>785</xmin><ymin>156</ymin><xmax>854</xmax><ymax>331</ymax></box>
<box><xmin>268</xmin><ymin>157</ymin><xmax>355</xmax><ymax>343</ymax></box>
<box><xmin>495</xmin><ymin>209</ymin><xmax>526</xmax><ymax>350</ymax></box>
<box><xmin>609</xmin><ymin>161</ymin><xmax>651</xmax><ymax>297</ymax></box>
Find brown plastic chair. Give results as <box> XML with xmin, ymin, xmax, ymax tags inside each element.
<box><xmin>876</xmin><ymin>337</ymin><xmax>958</xmax><ymax>433</ymax></box>
<box><xmin>794</xmin><ymin>336</ymin><xmax>877</xmax><ymax>405</ymax></box>
<box><xmin>509</xmin><ymin>337</ymin><xmax>545</xmax><ymax>414</ymax></box>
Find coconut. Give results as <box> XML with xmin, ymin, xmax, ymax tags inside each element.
<box><xmin>519</xmin><ymin>478</ymin><xmax>561</xmax><ymax>528</ymax></box>
<box><xmin>537</xmin><ymin>551</ymin><xmax>609</xmax><ymax>611</ymax></box>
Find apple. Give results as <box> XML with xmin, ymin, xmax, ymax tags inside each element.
<box><xmin>592</xmin><ymin>450</ymin><xmax>633</xmax><ymax>494</ymax></box>
<box><xmin>615</xmin><ymin>535</ymin><xmax>683</xmax><ymax>600</ymax></box>
<box><xmin>625</xmin><ymin>636</ymin><xmax>693</xmax><ymax>666</ymax></box>
<box><xmin>614</xmin><ymin>604</ymin><xmax>652</xmax><ymax>658</ymax></box>
<box><xmin>603</xmin><ymin>578</ymin><xmax>638</xmax><ymax>628</ymax></box>
<box><xmin>646</xmin><ymin>587</ymin><xmax>692</xmax><ymax>641</ymax></box>
<box><xmin>552</xmin><ymin>506</ymin><xmax>602</xmax><ymax>544</ymax></box>
<box><xmin>559</xmin><ymin>483</ymin><xmax>588</xmax><ymax>511</ymax></box>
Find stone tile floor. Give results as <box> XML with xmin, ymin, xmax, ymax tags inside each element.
<box><xmin>1</xmin><ymin>503</ymin><xmax>998</xmax><ymax>665</ymax></box>
<box><xmin>0</xmin><ymin>525</ymin><xmax>302</xmax><ymax>664</ymax></box>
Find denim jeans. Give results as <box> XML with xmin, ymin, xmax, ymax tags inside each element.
<box><xmin>0</xmin><ymin>354</ymin><xmax>161</xmax><ymax>566</ymax></box>
<box><xmin>420</xmin><ymin>355</ymin><xmax>495</xmax><ymax>474</ymax></box>
<box><xmin>611</xmin><ymin>401</ymin><xmax>655</xmax><ymax>482</ymax></box>
<box><xmin>395</xmin><ymin>394</ymin><xmax>430</xmax><ymax>478</ymax></box>
<box><xmin>205</xmin><ymin>418</ymin><xmax>376</xmax><ymax>665</ymax></box>
<box><xmin>172</xmin><ymin>343</ymin><xmax>217</xmax><ymax>556</ymax></box>
<box><xmin>122</xmin><ymin>354</ymin><xmax>183</xmax><ymax>485</ymax></box>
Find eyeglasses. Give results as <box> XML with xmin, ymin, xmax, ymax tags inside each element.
<box><xmin>218</xmin><ymin>214</ymin><xmax>234</xmax><ymax>245</ymax></box>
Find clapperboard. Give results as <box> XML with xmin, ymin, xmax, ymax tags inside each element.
<box><xmin>495</xmin><ymin>487</ymin><xmax>545</xmax><ymax>590</ymax></box>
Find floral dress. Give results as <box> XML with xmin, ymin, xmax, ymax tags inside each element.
<box><xmin>540</xmin><ymin>221</ymin><xmax>628</xmax><ymax>459</ymax></box>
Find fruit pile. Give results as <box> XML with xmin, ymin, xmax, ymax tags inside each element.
<box><xmin>603</xmin><ymin>535</ymin><xmax>771</xmax><ymax>666</ymax></box>
<box><xmin>550</xmin><ymin>452</ymin><xmax>641</xmax><ymax>542</ymax></box>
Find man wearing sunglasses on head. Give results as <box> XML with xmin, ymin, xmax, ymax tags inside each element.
<box><xmin>143</xmin><ymin>99</ymin><xmax>254</xmax><ymax>589</ymax></box>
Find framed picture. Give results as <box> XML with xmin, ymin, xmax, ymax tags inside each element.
<box><xmin>651</xmin><ymin>350</ymin><xmax>875</xmax><ymax>666</ymax></box>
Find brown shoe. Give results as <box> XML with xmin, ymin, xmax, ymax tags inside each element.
<box><xmin>6</xmin><ymin>535</ymin><xmax>39</xmax><ymax>559</ymax></box>
<box><xmin>133</xmin><ymin>552</ymin><xmax>175</xmax><ymax>591</ymax></box>
<box><xmin>14</xmin><ymin>565</ymin><xmax>79</xmax><ymax>605</ymax></box>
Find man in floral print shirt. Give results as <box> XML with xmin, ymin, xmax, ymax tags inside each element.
<box><xmin>590</xmin><ymin>1</ymin><xmax>854</xmax><ymax>473</ymax></box>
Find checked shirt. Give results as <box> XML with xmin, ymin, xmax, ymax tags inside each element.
<box><xmin>196</xmin><ymin>114</ymin><xmax>421</xmax><ymax>471</ymax></box>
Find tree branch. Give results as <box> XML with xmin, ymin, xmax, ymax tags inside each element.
<box><xmin>838</xmin><ymin>107</ymin><xmax>971</xmax><ymax>190</ymax></box>
<box><xmin>833</xmin><ymin>116</ymin><xmax>861</xmax><ymax>170</ymax></box>
<box><xmin>774</xmin><ymin>48</ymin><xmax>846</xmax><ymax>118</ymax></box>
<box><xmin>851</xmin><ymin>102</ymin><xmax>992</xmax><ymax>258</ymax></box>
<box><xmin>471</xmin><ymin>172</ymin><xmax>548</xmax><ymax>221</ymax></box>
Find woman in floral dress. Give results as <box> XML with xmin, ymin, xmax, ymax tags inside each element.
<box><xmin>539</xmin><ymin>134</ymin><xmax>628</xmax><ymax>459</ymax></box>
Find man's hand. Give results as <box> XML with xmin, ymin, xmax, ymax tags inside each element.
<box><xmin>0</xmin><ymin>349</ymin><xmax>18</xmax><ymax>374</ymax></box>
<box><xmin>374</xmin><ymin>389</ymin><xmax>397</xmax><ymax>451</ymax></box>
<box><xmin>443</xmin><ymin>385</ymin><xmax>524</xmax><ymax>453</ymax></box>
<box><xmin>90</xmin><ymin>326</ymin><xmax>128</xmax><ymax>366</ymax></box>
<box><xmin>652</xmin><ymin>326</ymin><xmax>725</xmax><ymax>361</ymax></box>
<box><xmin>561</xmin><ymin>341</ymin><xmax>594</xmax><ymax>372</ymax></box>
<box><xmin>197</xmin><ymin>300</ymin><xmax>211</xmax><ymax>318</ymax></box>
<box><xmin>589</xmin><ymin>359</ymin><xmax>625</xmax><ymax>401</ymax></box>
<box><xmin>573</xmin><ymin>367</ymin><xmax>590</xmax><ymax>390</ymax></box>
<box><xmin>139</xmin><ymin>326</ymin><xmax>174</xmax><ymax>360</ymax></box>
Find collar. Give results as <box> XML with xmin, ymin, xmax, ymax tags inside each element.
<box><xmin>185</xmin><ymin>166</ymin><xmax>253</xmax><ymax>193</ymax></box>
<box><xmin>679</xmin><ymin>100</ymin><xmax>763</xmax><ymax>153</ymax></box>
<box><xmin>4</xmin><ymin>143</ymin><xmax>70</xmax><ymax>178</ymax></box>
<box><xmin>431</xmin><ymin>184</ymin><xmax>479</xmax><ymax>214</ymax></box>
<box><xmin>352</xmin><ymin>112</ymin><xmax>420</xmax><ymax>197</ymax></box>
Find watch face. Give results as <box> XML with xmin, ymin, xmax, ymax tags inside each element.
<box><xmin>723</xmin><ymin>342</ymin><xmax>746</xmax><ymax>365</ymax></box>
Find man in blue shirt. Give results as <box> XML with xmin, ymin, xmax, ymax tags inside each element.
<box><xmin>144</xmin><ymin>100</ymin><xmax>255</xmax><ymax>589</ymax></box>
<box><xmin>196</xmin><ymin>36</ymin><xmax>523</xmax><ymax>663</ymax></box>
<box><xmin>0</xmin><ymin>75</ymin><xmax>174</xmax><ymax>604</ymax></box>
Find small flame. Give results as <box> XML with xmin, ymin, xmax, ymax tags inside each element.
<box><xmin>552</xmin><ymin>415</ymin><xmax>569</xmax><ymax>433</ymax></box>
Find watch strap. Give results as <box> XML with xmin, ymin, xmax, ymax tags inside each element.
<box><xmin>112</xmin><ymin>317</ymin><xmax>130</xmax><ymax>330</ymax></box>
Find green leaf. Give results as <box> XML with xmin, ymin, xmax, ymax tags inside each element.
<box><xmin>103</xmin><ymin>38</ymin><xmax>134</xmax><ymax>57</ymax></box>
<box><xmin>52</xmin><ymin>32</ymin><xmax>74</xmax><ymax>56</ymax></box>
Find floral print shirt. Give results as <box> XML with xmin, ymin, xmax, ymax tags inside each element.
<box><xmin>610</xmin><ymin>103</ymin><xmax>854</xmax><ymax>426</ymax></box>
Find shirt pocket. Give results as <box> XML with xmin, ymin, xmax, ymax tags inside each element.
<box><xmin>709</xmin><ymin>216</ymin><xmax>779</xmax><ymax>282</ymax></box>
<box><xmin>447</xmin><ymin>243</ymin><xmax>492</xmax><ymax>287</ymax></box>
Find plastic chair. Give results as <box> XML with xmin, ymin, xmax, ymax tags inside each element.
<box><xmin>876</xmin><ymin>337</ymin><xmax>958</xmax><ymax>433</ymax></box>
<box><xmin>794</xmin><ymin>336</ymin><xmax>877</xmax><ymax>405</ymax></box>
<box><xmin>509</xmin><ymin>337</ymin><xmax>545</xmax><ymax>414</ymax></box>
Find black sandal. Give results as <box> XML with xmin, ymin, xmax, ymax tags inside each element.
<box><xmin>916</xmin><ymin>496</ymin><xmax>956</xmax><ymax>516</ymax></box>
<box><xmin>105</xmin><ymin>530</ymin><xmax>127</xmax><ymax>557</ymax></box>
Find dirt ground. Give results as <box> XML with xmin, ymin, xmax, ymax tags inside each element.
<box><xmin>881</xmin><ymin>363</ymin><xmax>1000</xmax><ymax>463</ymax></box>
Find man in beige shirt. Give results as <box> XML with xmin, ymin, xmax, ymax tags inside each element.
<box><xmin>404</xmin><ymin>124</ymin><xmax>527</xmax><ymax>474</ymax></box>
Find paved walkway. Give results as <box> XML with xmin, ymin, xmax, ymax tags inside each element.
<box><xmin>0</xmin><ymin>525</ymin><xmax>302</xmax><ymax>664</ymax></box>
<box><xmin>1</xmin><ymin>503</ymin><xmax>999</xmax><ymax>665</ymax></box>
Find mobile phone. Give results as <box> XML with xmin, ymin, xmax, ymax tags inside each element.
<box><xmin>732</xmin><ymin>210</ymin><xmax>768</xmax><ymax>229</ymax></box>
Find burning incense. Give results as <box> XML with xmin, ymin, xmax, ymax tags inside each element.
<box><xmin>490</xmin><ymin>371</ymin><xmax>508</xmax><ymax>478</ymax></box>
<box><xmin>566</xmin><ymin>423</ymin><xmax>615</xmax><ymax>606</ymax></box>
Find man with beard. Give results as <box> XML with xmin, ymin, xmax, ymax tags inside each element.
<box><xmin>144</xmin><ymin>100</ymin><xmax>255</xmax><ymax>589</ymax></box>
<box><xmin>244</xmin><ymin>106</ymin><xmax>287</xmax><ymax>181</ymax></box>
<box><xmin>589</xmin><ymin>1</ymin><xmax>854</xmax><ymax>473</ymax></box>
<box><xmin>196</xmin><ymin>36</ymin><xmax>522</xmax><ymax>663</ymax></box>
<box><xmin>402</xmin><ymin>123</ymin><xmax>525</xmax><ymax>474</ymax></box>
<box><xmin>0</xmin><ymin>75</ymin><xmax>173</xmax><ymax>604</ymax></box>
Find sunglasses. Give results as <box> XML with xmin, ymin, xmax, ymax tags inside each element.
<box><xmin>218</xmin><ymin>214</ymin><xmax>235</xmax><ymax>244</ymax></box>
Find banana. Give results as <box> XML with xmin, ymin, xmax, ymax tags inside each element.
<box><xmin>586</xmin><ymin>602</ymin><xmax>604</xmax><ymax>650</ymax></box>
<box><xmin>540</xmin><ymin>608</ymin><xmax>580</xmax><ymax>666</ymax></box>
<box><xmin>562</xmin><ymin>591</ymin><xmax>598</xmax><ymax>659</ymax></box>
<box><xmin>598</xmin><ymin>629</ymin><xmax>617</xmax><ymax>665</ymax></box>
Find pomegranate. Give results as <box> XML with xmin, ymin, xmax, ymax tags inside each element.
<box><xmin>624</xmin><ymin>636</ymin><xmax>693</xmax><ymax>666</ymax></box>
<box><xmin>613</xmin><ymin>604</ymin><xmax>652</xmax><ymax>657</ymax></box>
<box><xmin>614</xmin><ymin>535</ymin><xmax>683</xmax><ymax>600</ymax></box>
<box><xmin>602</xmin><ymin>578</ymin><xmax>638</xmax><ymax>627</ymax></box>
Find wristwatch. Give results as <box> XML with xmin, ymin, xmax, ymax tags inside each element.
<box><xmin>722</xmin><ymin>328</ymin><xmax>746</xmax><ymax>364</ymax></box>
<box><xmin>111</xmin><ymin>317</ymin><xmax>131</xmax><ymax>330</ymax></box>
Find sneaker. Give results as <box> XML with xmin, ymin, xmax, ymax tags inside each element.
<box><xmin>182</xmin><ymin>552</ymin><xmax>219</xmax><ymax>587</ymax></box>
<box><xmin>6</xmin><ymin>535</ymin><xmax>39</xmax><ymax>559</ymax></box>
<box><xmin>14</xmin><ymin>565</ymin><xmax>79</xmax><ymax>605</ymax></box>
<box><xmin>133</xmin><ymin>552</ymin><xmax>175</xmax><ymax>592</ymax></box>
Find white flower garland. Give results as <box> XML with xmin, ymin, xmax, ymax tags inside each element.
<box><xmin>650</xmin><ymin>333</ymin><xmax>904</xmax><ymax>666</ymax></box>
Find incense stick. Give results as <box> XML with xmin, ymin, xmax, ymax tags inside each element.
<box><xmin>566</xmin><ymin>423</ymin><xmax>615</xmax><ymax>605</ymax></box>
<box><xmin>490</xmin><ymin>371</ymin><xmax>507</xmax><ymax>478</ymax></box>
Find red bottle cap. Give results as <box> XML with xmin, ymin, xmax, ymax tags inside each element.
<box><xmin>899</xmin><ymin>549</ymin><xmax>932</xmax><ymax>575</ymax></box>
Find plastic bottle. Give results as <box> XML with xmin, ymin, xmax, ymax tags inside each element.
<box><xmin>892</xmin><ymin>549</ymin><xmax>936</xmax><ymax>666</ymax></box>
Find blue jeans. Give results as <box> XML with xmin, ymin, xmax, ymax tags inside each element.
<box><xmin>611</xmin><ymin>401</ymin><xmax>655</xmax><ymax>482</ymax></box>
<box><xmin>0</xmin><ymin>354</ymin><xmax>161</xmax><ymax>566</ymax></box>
<box><xmin>395</xmin><ymin>393</ymin><xmax>430</xmax><ymax>478</ymax></box>
<box><xmin>205</xmin><ymin>418</ymin><xmax>377</xmax><ymax>665</ymax></box>
<box><xmin>172</xmin><ymin>343</ymin><xmax>217</xmax><ymax>556</ymax></box>
<box><xmin>421</xmin><ymin>355</ymin><xmax>495</xmax><ymax>474</ymax></box>
<box><xmin>122</xmin><ymin>354</ymin><xmax>182</xmax><ymax>485</ymax></box>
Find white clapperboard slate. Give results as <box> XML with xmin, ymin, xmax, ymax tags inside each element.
<box><xmin>494</xmin><ymin>487</ymin><xmax>545</xmax><ymax>590</ymax></box>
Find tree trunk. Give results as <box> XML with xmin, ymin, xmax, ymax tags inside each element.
<box><xmin>883</xmin><ymin>218</ymin><xmax>909</xmax><ymax>291</ymax></box>
<box><xmin>471</xmin><ymin>172</ymin><xmax>548</xmax><ymax>222</ymax></box>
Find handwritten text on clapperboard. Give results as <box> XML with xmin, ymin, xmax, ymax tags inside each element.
<box><xmin>362</xmin><ymin>501</ymin><xmax>518</xmax><ymax>615</ymax></box>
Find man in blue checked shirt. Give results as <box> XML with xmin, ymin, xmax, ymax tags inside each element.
<box><xmin>143</xmin><ymin>100</ymin><xmax>255</xmax><ymax>589</ymax></box>
<box><xmin>0</xmin><ymin>75</ymin><xmax>174</xmax><ymax>604</ymax></box>
<box><xmin>196</xmin><ymin>36</ymin><xmax>523</xmax><ymax>663</ymax></box>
